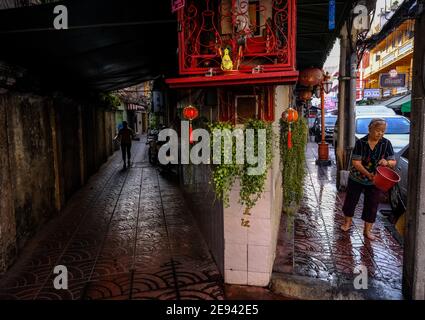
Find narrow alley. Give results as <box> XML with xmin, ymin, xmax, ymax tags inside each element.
<box><xmin>1</xmin><ymin>0</ymin><xmax>425</xmax><ymax>303</ymax></box>
<box><xmin>0</xmin><ymin>139</ymin><xmax>223</xmax><ymax>300</ymax></box>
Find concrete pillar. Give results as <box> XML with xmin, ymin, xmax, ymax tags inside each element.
<box><xmin>403</xmin><ymin>4</ymin><xmax>425</xmax><ymax>300</ymax></box>
<box><xmin>0</xmin><ymin>96</ymin><xmax>16</xmax><ymax>273</ymax></box>
<box><xmin>336</xmin><ymin>23</ymin><xmax>348</xmax><ymax>188</ymax></box>
<box><xmin>223</xmin><ymin>85</ymin><xmax>287</xmax><ymax>286</ymax></box>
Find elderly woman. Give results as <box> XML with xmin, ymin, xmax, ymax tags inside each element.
<box><xmin>341</xmin><ymin>118</ymin><xmax>397</xmax><ymax>240</ymax></box>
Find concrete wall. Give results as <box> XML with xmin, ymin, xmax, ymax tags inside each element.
<box><xmin>180</xmin><ymin>164</ymin><xmax>225</xmax><ymax>276</ymax></box>
<box><xmin>177</xmin><ymin>85</ymin><xmax>290</xmax><ymax>285</ymax></box>
<box><xmin>0</xmin><ymin>93</ymin><xmax>116</xmax><ymax>273</ymax></box>
<box><xmin>224</xmin><ymin>85</ymin><xmax>288</xmax><ymax>286</ymax></box>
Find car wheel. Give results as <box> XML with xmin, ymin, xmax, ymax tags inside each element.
<box><xmin>389</xmin><ymin>185</ymin><xmax>405</xmax><ymax>215</ymax></box>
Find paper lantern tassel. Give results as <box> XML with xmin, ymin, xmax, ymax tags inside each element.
<box><xmin>189</xmin><ymin>122</ymin><xmax>194</xmax><ymax>144</ymax></box>
<box><xmin>287</xmin><ymin>126</ymin><xmax>292</xmax><ymax>149</ymax></box>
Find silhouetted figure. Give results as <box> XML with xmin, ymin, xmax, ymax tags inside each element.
<box><xmin>117</xmin><ymin>121</ymin><xmax>134</xmax><ymax>169</ymax></box>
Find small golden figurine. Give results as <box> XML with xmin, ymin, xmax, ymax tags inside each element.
<box><xmin>220</xmin><ymin>47</ymin><xmax>234</xmax><ymax>71</ymax></box>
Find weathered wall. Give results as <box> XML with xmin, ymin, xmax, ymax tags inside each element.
<box><xmin>0</xmin><ymin>93</ymin><xmax>116</xmax><ymax>273</ymax></box>
<box><xmin>5</xmin><ymin>95</ymin><xmax>56</xmax><ymax>250</ymax></box>
<box><xmin>0</xmin><ymin>99</ymin><xmax>16</xmax><ymax>272</ymax></box>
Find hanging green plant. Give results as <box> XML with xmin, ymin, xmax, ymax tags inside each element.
<box><xmin>280</xmin><ymin>117</ymin><xmax>308</xmax><ymax>214</ymax></box>
<box><xmin>239</xmin><ymin>119</ymin><xmax>274</xmax><ymax>210</ymax></box>
<box><xmin>208</xmin><ymin>119</ymin><xmax>274</xmax><ymax>211</ymax></box>
<box><xmin>99</xmin><ymin>93</ymin><xmax>121</xmax><ymax>109</ymax></box>
<box><xmin>208</xmin><ymin>121</ymin><xmax>242</xmax><ymax>207</ymax></box>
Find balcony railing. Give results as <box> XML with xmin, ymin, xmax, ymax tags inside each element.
<box><xmin>364</xmin><ymin>38</ymin><xmax>414</xmax><ymax>78</ymax></box>
<box><xmin>177</xmin><ymin>0</ymin><xmax>296</xmax><ymax>75</ymax></box>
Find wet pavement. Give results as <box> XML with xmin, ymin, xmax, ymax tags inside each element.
<box><xmin>275</xmin><ymin>142</ymin><xmax>404</xmax><ymax>299</ymax></box>
<box><xmin>0</xmin><ymin>138</ymin><xmax>224</xmax><ymax>300</ymax></box>
<box><xmin>0</xmin><ymin>137</ymin><xmax>404</xmax><ymax>300</ymax></box>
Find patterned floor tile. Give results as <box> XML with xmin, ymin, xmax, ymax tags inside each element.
<box><xmin>0</xmin><ymin>140</ymin><xmax>224</xmax><ymax>301</ymax></box>
<box><xmin>0</xmin><ymin>265</ymin><xmax>53</xmax><ymax>289</ymax></box>
<box><xmin>177</xmin><ymin>282</ymin><xmax>224</xmax><ymax>300</ymax></box>
<box><xmin>131</xmin><ymin>287</ymin><xmax>178</xmax><ymax>300</ymax></box>
<box><xmin>279</xmin><ymin>143</ymin><xmax>404</xmax><ymax>297</ymax></box>
<box><xmin>83</xmin><ymin>273</ymin><xmax>132</xmax><ymax>300</ymax></box>
<box><xmin>0</xmin><ymin>285</ymin><xmax>41</xmax><ymax>300</ymax></box>
<box><xmin>35</xmin><ymin>279</ymin><xmax>87</xmax><ymax>300</ymax></box>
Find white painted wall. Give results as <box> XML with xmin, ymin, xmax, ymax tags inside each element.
<box><xmin>224</xmin><ymin>85</ymin><xmax>288</xmax><ymax>286</ymax></box>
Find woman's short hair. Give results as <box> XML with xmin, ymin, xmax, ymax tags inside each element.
<box><xmin>368</xmin><ymin>118</ymin><xmax>386</xmax><ymax>129</ymax></box>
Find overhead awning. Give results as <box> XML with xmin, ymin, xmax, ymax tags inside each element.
<box><xmin>381</xmin><ymin>95</ymin><xmax>407</xmax><ymax>106</ymax></box>
<box><xmin>387</xmin><ymin>94</ymin><xmax>411</xmax><ymax>112</ymax></box>
<box><xmin>0</xmin><ymin>0</ymin><xmax>178</xmax><ymax>92</ymax></box>
<box><xmin>297</xmin><ymin>0</ymin><xmax>359</xmax><ymax>70</ymax></box>
<box><xmin>0</xmin><ymin>0</ymin><xmax>359</xmax><ymax>92</ymax></box>
<box><xmin>127</xmin><ymin>103</ymin><xmax>145</xmax><ymax>111</ymax></box>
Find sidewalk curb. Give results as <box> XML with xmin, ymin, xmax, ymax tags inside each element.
<box><xmin>270</xmin><ymin>273</ymin><xmax>404</xmax><ymax>300</ymax></box>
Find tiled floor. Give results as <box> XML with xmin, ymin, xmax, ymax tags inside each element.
<box><xmin>276</xmin><ymin>142</ymin><xmax>404</xmax><ymax>298</ymax></box>
<box><xmin>0</xmin><ymin>138</ymin><xmax>224</xmax><ymax>300</ymax></box>
<box><xmin>2</xmin><ymin>136</ymin><xmax>403</xmax><ymax>300</ymax></box>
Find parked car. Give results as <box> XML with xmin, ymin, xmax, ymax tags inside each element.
<box><xmin>389</xmin><ymin>144</ymin><xmax>409</xmax><ymax>216</ymax></box>
<box><xmin>311</xmin><ymin>115</ymin><xmax>337</xmax><ymax>143</ymax></box>
<box><xmin>333</xmin><ymin>106</ymin><xmax>396</xmax><ymax>147</ymax></box>
<box><xmin>355</xmin><ymin>115</ymin><xmax>410</xmax><ymax>153</ymax></box>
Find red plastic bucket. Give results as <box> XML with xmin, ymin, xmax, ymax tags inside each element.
<box><xmin>374</xmin><ymin>166</ymin><xmax>400</xmax><ymax>192</ymax></box>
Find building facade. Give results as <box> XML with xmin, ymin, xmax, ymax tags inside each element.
<box><xmin>166</xmin><ymin>0</ymin><xmax>298</xmax><ymax>286</ymax></box>
<box><xmin>361</xmin><ymin>19</ymin><xmax>414</xmax><ymax>103</ymax></box>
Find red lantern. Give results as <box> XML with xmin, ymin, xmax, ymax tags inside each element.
<box><xmin>183</xmin><ymin>105</ymin><xmax>199</xmax><ymax>121</ymax></box>
<box><xmin>281</xmin><ymin>107</ymin><xmax>299</xmax><ymax>149</ymax></box>
<box><xmin>286</xmin><ymin>107</ymin><xmax>299</xmax><ymax>123</ymax></box>
<box><xmin>183</xmin><ymin>105</ymin><xmax>199</xmax><ymax>144</ymax></box>
<box><xmin>298</xmin><ymin>68</ymin><xmax>324</xmax><ymax>87</ymax></box>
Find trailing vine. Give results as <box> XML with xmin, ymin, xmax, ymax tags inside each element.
<box><xmin>280</xmin><ymin>117</ymin><xmax>308</xmax><ymax>213</ymax></box>
<box><xmin>208</xmin><ymin>119</ymin><xmax>274</xmax><ymax>211</ymax></box>
<box><xmin>208</xmin><ymin>121</ymin><xmax>241</xmax><ymax>207</ymax></box>
<box><xmin>239</xmin><ymin>119</ymin><xmax>274</xmax><ymax>210</ymax></box>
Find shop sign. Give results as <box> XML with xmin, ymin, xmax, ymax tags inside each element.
<box><xmin>383</xmin><ymin>89</ymin><xmax>391</xmax><ymax>97</ymax></box>
<box><xmin>380</xmin><ymin>73</ymin><xmax>406</xmax><ymax>88</ymax></box>
<box><xmin>363</xmin><ymin>88</ymin><xmax>382</xmax><ymax>98</ymax></box>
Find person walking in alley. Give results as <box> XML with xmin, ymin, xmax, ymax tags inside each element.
<box><xmin>340</xmin><ymin>118</ymin><xmax>396</xmax><ymax>240</ymax></box>
<box><xmin>116</xmin><ymin>121</ymin><xmax>134</xmax><ymax>169</ymax></box>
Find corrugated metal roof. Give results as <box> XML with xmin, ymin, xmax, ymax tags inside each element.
<box><xmin>0</xmin><ymin>0</ymin><xmax>358</xmax><ymax>92</ymax></box>
<box><xmin>387</xmin><ymin>93</ymin><xmax>411</xmax><ymax>109</ymax></box>
<box><xmin>0</xmin><ymin>0</ymin><xmax>177</xmax><ymax>92</ymax></box>
<box><xmin>297</xmin><ymin>0</ymin><xmax>358</xmax><ymax>70</ymax></box>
